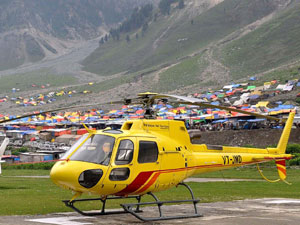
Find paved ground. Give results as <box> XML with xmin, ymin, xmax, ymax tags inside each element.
<box><xmin>1</xmin><ymin>198</ymin><xmax>300</xmax><ymax>225</ymax></box>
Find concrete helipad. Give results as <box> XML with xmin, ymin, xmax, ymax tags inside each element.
<box><xmin>1</xmin><ymin>198</ymin><xmax>300</xmax><ymax>225</ymax></box>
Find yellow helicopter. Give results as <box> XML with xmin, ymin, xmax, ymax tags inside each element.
<box><xmin>0</xmin><ymin>93</ymin><xmax>295</xmax><ymax>221</ymax></box>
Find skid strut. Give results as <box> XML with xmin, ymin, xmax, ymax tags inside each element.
<box><xmin>63</xmin><ymin>195</ymin><xmax>142</xmax><ymax>216</ymax></box>
<box><xmin>63</xmin><ymin>183</ymin><xmax>202</xmax><ymax>221</ymax></box>
<box><xmin>121</xmin><ymin>183</ymin><xmax>202</xmax><ymax>221</ymax></box>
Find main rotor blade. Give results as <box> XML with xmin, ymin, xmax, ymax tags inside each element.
<box><xmin>176</xmin><ymin>101</ymin><xmax>281</xmax><ymax>122</ymax></box>
<box><xmin>0</xmin><ymin>100</ymin><xmax>125</xmax><ymax>124</ymax></box>
<box><xmin>150</xmin><ymin>93</ymin><xmax>283</xmax><ymax>122</ymax></box>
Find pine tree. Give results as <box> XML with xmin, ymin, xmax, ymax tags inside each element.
<box><xmin>154</xmin><ymin>13</ymin><xmax>158</xmax><ymax>22</ymax></box>
<box><xmin>178</xmin><ymin>0</ymin><xmax>184</xmax><ymax>9</ymax></box>
<box><xmin>159</xmin><ymin>0</ymin><xmax>171</xmax><ymax>15</ymax></box>
<box><xmin>99</xmin><ymin>37</ymin><xmax>104</xmax><ymax>45</ymax></box>
<box><xmin>126</xmin><ymin>34</ymin><xmax>130</xmax><ymax>43</ymax></box>
<box><xmin>142</xmin><ymin>22</ymin><xmax>148</xmax><ymax>33</ymax></box>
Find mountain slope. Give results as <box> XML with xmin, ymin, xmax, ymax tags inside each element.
<box><xmin>82</xmin><ymin>0</ymin><xmax>287</xmax><ymax>76</ymax></box>
<box><xmin>2</xmin><ymin>0</ymin><xmax>300</xmax><ymax>110</ymax></box>
<box><xmin>217</xmin><ymin>0</ymin><xmax>300</xmax><ymax>78</ymax></box>
<box><xmin>0</xmin><ymin>0</ymin><xmax>150</xmax><ymax>71</ymax></box>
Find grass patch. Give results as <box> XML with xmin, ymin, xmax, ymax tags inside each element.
<box><xmin>0</xmin><ymin>68</ymin><xmax>77</xmax><ymax>94</ymax></box>
<box><xmin>1</xmin><ymin>169</ymin><xmax>50</xmax><ymax>176</ymax></box>
<box><xmin>74</xmin><ymin>74</ymin><xmax>136</xmax><ymax>93</ymax></box>
<box><xmin>0</xmin><ymin>176</ymin><xmax>72</xmax><ymax>215</ymax></box>
<box><xmin>0</xmin><ymin>167</ymin><xmax>300</xmax><ymax>215</ymax></box>
<box><xmin>153</xmin><ymin>54</ymin><xmax>208</xmax><ymax>92</ymax></box>
<box><xmin>250</xmin><ymin>64</ymin><xmax>300</xmax><ymax>86</ymax></box>
<box><xmin>2</xmin><ymin>162</ymin><xmax>55</xmax><ymax>170</ymax></box>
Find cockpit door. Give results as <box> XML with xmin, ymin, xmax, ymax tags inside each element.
<box><xmin>126</xmin><ymin>137</ymin><xmax>161</xmax><ymax>195</ymax></box>
<box><xmin>101</xmin><ymin>137</ymin><xmax>137</xmax><ymax>195</ymax></box>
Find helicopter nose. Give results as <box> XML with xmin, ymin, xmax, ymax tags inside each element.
<box><xmin>50</xmin><ymin>161</ymin><xmax>78</xmax><ymax>190</ymax></box>
<box><xmin>50</xmin><ymin>161</ymin><xmax>104</xmax><ymax>190</ymax></box>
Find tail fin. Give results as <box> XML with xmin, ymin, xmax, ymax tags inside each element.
<box><xmin>276</xmin><ymin>159</ymin><xmax>287</xmax><ymax>180</ymax></box>
<box><xmin>275</xmin><ymin>112</ymin><xmax>295</xmax><ymax>154</ymax></box>
<box><xmin>257</xmin><ymin>158</ymin><xmax>291</xmax><ymax>184</ymax></box>
<box><xmin>259</xmin><ymin>112</ymin><xmax>294</xmax><ymax>185</ymax></box>
<box><xmin>276</xmin><ymin>159</ymin><xmax>291</xmax><ymax>185</ymax></box>
<box><xmin>0</xmin><ymin>138</ymin><xmax>9</xmax><ymax>159</ymax></box>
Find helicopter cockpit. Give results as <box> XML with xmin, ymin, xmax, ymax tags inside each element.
<box><xmin>61</xmin><ymin>133</ymin><xmax>115</xmax><ymax>165</ymax></box>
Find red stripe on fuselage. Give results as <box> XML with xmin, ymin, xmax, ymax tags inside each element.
<box><xmin>115</xmin><ymin>160</ymin><xmax>271</xmax><ymax>196</ymax></box>
<box><xmin>116</xmin><ymin>171</ymin><xmax>153</xmax><ymax>196</ymax></box>
<box><xmin>135</xmin><ymin>172</ymin><xmax>161</xmax><ymax>194</ymax></box>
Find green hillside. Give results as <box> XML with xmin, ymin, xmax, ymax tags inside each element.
<box><xmin>82</xmin><ymin>0</ymin><xmax>282</xmax><ymax>76</ymax></box>
<box><xmin>152</xmin><ymin>53</ymin><xmax>209</xmax><ymax>92</ymax></box>
<box><xmin>0</xmin><ymin>69</ymin><xmax>77</xmax><ymax>94</ymax></box>
<box><xmin>218</xmin><ymin>1</ymin><xmax>300</xmax><ymax>79</ymax></box>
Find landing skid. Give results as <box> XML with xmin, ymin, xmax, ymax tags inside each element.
<box><xmin>63</xmin><ymin>183</ymin><xmax>202</xmax><ymax>221</ymax></box>
<box><xmin>122</xmin><ymin>183</ymin><xmax>202</xmax><ymax>221</ymax></box>
<box><xmin>63</xmin><ymin>195</ymin><xmax>142</xmax><ymax>216</ymax></box>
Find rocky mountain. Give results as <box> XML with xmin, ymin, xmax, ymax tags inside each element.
<box><xmin>80</xmin><ymin>0</ymin><xmax>300</xmax><ymax>94</ymax></box>
<box><xmin>83</xmin><ymin>0</ymin><xmax>290</xmax><ymax>76</ymax></box>
<box><xmin>0</xmin><ymin>0</ymin><xmax>151</xmax><ymax>70</ymax></box>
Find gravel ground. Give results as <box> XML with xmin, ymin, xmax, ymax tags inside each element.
<box><xmin>1</xmin><ymin>198</ymin><xmax>300</xmax><ymax>225</ymax></box>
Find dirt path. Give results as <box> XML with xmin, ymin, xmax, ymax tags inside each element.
<box><xmin>200</xmin><ymin>48</ymin><xmax>231</xmax><ymax>85</ymax></box>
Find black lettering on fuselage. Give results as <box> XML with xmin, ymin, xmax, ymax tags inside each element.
<box><xmin>222</xmin><ymin>155</ymin><xmax>242</xmax><ymax>165</ymax></box>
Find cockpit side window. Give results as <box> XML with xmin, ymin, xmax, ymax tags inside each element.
<box><xmin>115</xmin><ymin>139</ymin><xmax>134</xmax><ymax>165</ymax></box>
<box><xmin>138</xmin><ymin>141</ymin><xmax>158</xmax><ymax>163</ymax></box>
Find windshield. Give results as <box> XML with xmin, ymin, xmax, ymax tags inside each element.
<box><xmin>60</xmin><ymin>134</ymin><xmax>89</xmax><ymax>160</ymax></box>
<box><xmin>69</xmin><ymin>134</ymin><xmax>115</xmax><ymax>165</ymax></box>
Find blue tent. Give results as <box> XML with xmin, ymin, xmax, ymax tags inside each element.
<box><xmin>278</xmin><ymin>105</ymin><xmax>294</xmax><ymax>109</ymax></box>
<box><xmin>249</xmin><ymin>95</ymin><xmax>259</xmax><ymax>99</ymax></box>
<box><xmin>159</xmin><ymin>109</ymin><xmax>168</xmax><ymax>113</ymax></box>
<box><xmin>211</xmin><ymin>101</ymin><xmax>220</xmax><ymax>106</ymax></box>
<box><xmin>212</xmin><ymin>119</ymin><xmax>228</xmax><ymax>124</ymax></box>
<box><xmin>247</xmin><ymin>119</ymin><xmax>266</xmax><ymax>122</ymax></box>
<box><xmin>20</xmin><ymin>117</ymin><xmax>30</xmax><ymax>122</ymax></box>
<box><xmin>268</xmin><ymin>108</ymin><xmax>280</xmax><ymax>112</ymax></box>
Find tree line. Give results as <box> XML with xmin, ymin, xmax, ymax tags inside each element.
<box><xmin>159</xmin><ymin>0</ymin><xmax>184</xmax><ymax>15</ymax></box>
<box><xmin>99</xmin><ymin>0</ymin><xmax>185</xmax><ymax>45</ymax></box>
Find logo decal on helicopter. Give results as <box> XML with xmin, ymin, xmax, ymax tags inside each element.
<box><xmin>143</xmin><ymin>123</ymin><xmax>169</xmax><ymax>130</ymax></box>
